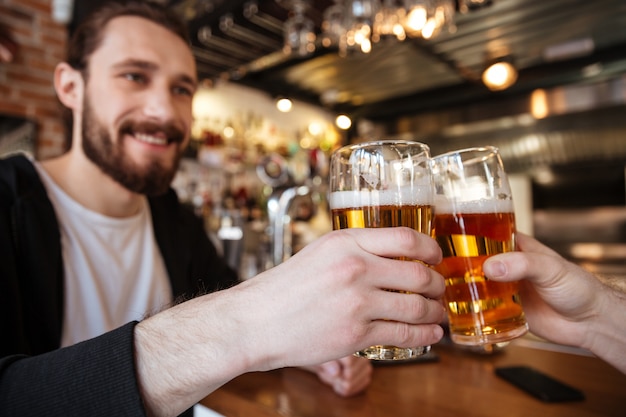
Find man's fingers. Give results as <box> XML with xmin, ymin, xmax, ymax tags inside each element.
<box><xmin>370</xmin><ymin>290</ymin><xmax>445</xmax><ymax>325</ymax></box>
<box><xmin>484</xmin><ymin>252</ymin><xmax>561</xmax><ymax>285</ymax></box>
<box><xmin>366</xmin><ymin>257</ymin><xmax>445</xmax><ymax>298</ymax></box>
<box><xmin>363</xmin><ymin>320</ymin><xmax>444</xmax><ymax>351</ymax></box>
<box><xmin>340</xmin><ymin>227</ymin><xmax>442</xmax><ymax>266</ymax></box>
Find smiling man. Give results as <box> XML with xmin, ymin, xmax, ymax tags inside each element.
<box><xmin>35</xmin><ymin>4</ymin><xmax>373</xmax><ymax>397</ymax></box>
<box><xmin>21</xmin><ymin>8</ymin><xmax>209</xmax><ymax>352</ymax></box>
<box><xmin>47</xmin><ymin>12</ymin><xmax>196</xmax><ymax>214</ymax></box>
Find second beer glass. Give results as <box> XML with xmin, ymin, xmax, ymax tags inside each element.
<box><xmin>431</xmin><ymin>146</ymin><xmax>528</xmax><ymax>346</ymax></box>
<box><xmin>329</xmin><ymin>140</ymin><xmax>435</xmax><ymax>360</ymax></box>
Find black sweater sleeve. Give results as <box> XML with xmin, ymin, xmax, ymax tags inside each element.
<box><xmin>0</xmin><ymin>322</ymin><xmax>147</xmax><ymax>417</ymax></box>
<box><xmin>0</xmin><ymin>322</ymin><xmax>145</xmax><ymax>417</ymax></box>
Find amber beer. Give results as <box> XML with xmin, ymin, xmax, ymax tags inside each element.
<box><xmin>432</xmin><ymin>146</ymin><xmax>528</xmax><ymax>346</ymax></box>
<box><xmin>331</xmin><ymin>194</ymin><xmax>433</xmax><ymax>235</ymax></box>
<box><xmin>330</xmin><ymin>189</ymin><xmax>434</xmax><ymax>359</ymax></box>
<box><xmin>434</xmin><ymin>201</ymin><xmax>528</xmax><ymax>346</ymax></box>
<box><xmin>330</xmin><ymin>140</ymin><xmax>434</xmax><ymax>360</ymax></box>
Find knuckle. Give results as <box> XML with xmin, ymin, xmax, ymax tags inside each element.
<box><xmin>347</xmin><ymin>322</ymin><xmax>368</xmax><ymax>346</ymax></box>
<box><xmin>411</xmin><ymin>296</ymin><xmax>430</xmax><ymax>321</ymax></box>
<box><xmin>431</xmin><ymin>269</ymin><xmax>446</xmax><ymax>295</ymax></box>
<box><xmin>323</xmin><ymin>228</ymin><xmax>350</xmax><ymax>247</ymax></box>
<box><xmin>410</xmin><ymin>262</ymin><xmax>446</xmax><ymax>297</ymax></box>
<box><xmin>394</xmin><ymin>227</ymin><xmax>419</xmax><ymax>248</ymax></box>
<box><xmin>394</xmin><ymin>322</ymin><xmax>415</xmax><ymax>346</ymax></box>
<box><xmin>340</xmin><ymin>254</ymin><xmax>368</xmax><ymax>283</ymax></box>
<box><xmin>395</xmin><ymin>227</ymin><xmax>440</xmax><ymax>263</ymax></box>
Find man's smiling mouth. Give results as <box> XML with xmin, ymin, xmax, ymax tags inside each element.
<box><xmin>120</xmin><ymin>120</ymin><xmax>185</xmax><ymax>147</ymax></box>
<box><xmin>134</xmin><ymin>132</ymin><xmax>169</xmax><ymax>146</ymax></box>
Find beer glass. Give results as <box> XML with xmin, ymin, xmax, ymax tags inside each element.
<box><xmin>329</xmin><ymin>140</ymin><xmax>434</xmax><ymax>360</ymax></box>
<box><xmin>431</xmin><ymin>146</ymin><xmax>528</xmax><ymax>346</ymax></box>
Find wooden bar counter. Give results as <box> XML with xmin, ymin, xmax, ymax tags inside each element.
<box><xmin>202</xmin><ymin>338</ymin><xmax>625</xmax><ymax>417</ymax></box>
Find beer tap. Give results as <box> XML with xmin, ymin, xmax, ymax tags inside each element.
<box><xmin>257</xmin><ymin>152</ymin><xmax>314</xmax><ymax>268</ymax></box>
<box><xmin>266</xmin><ymin>184</ymin><xmax>311</xmax><ymax>267</ymax></box>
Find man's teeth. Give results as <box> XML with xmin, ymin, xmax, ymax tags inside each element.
<box><xmin>135</xmin><ymin>133</ymin><xmax>168</xmax><ymax>145</ymax></box>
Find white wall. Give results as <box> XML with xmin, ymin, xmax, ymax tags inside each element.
<box><xmin>192</xmin><ymin>80</ymin><xmax>339</xmax><ymax>150</ymax></box>
<box><xmin>509</xmin><ymin>173</ymin><xmax>534</xmax><ymax>236</ymax></box>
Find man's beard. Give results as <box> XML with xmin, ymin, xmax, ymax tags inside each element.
<box><xmin>81</xmin><ymin>98</ymin><xmax>185</xmax><ymax>196</ymax></box>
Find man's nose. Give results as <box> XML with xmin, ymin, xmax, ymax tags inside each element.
<box><xmin>142</xmin><ymin>87</ymin><xmax>177</xmax><ymax>120</ymax></box>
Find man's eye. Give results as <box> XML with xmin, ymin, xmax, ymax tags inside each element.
<box><xmin>174</xmin><ymin>86</ymin><xmax>193</xmax><ymax>96</ymax></box>
<box><xmin>124</xmin><ymin>73</ymin><xmax>146</xmax><ymax>83</ymax></box>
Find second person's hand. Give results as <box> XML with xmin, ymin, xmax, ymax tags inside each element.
<box><xmin>303</xmin><ymin>355</ymin><xmax>373</xmax><ymax>397</ymax></box>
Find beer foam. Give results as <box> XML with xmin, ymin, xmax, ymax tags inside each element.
<box><xmin>434</xmin><ymin>196</ymin><xmax>514</xmax><ymax>214</ymax></box>
<box><xmin>330</xmin><ymin>187</ymin><xmax>432</xmax><ymax>209</ymax></box>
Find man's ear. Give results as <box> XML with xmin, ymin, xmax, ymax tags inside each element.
<box><xmin>54</xmin><ymin>62</ymin><xmax>84</xmax><ymax>110</ymax></box>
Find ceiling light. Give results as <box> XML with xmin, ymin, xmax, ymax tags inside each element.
<box><xmin>276</xmin><ymin>97</ymin><xmax>293</xmax><ymax>112</ymax></box>
<box><xmin>308</xmin><ymin>122</ymin><xmax>323</xmax><ymax>136</ymax></box>
<box><xmin>223</xmin><ymin>126</ymin><xmax>235</xmax><ymax>139</ymax></box>
<box><xmin>335</xmin><ymin>114</ymin><xmax>352</xmax><ymax>130</ymax></box>
<box><xmin>482</xmin><ymin>61</ymin><xmax>518</xmax><ymax>91</ymax></box>
<box><xmin>530</xmin><ymin>89</ymin><xmax>549</xmax><ymax>119</ymax></box>
<box><xmin>404</xmin><ymin>3</ymin><xmax>427</xmax><ymax>33</ymax></box>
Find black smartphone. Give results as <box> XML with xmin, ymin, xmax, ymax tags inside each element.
<box><xmin>495</xmin><ymin>365</ymin><xmax>585</xmax><ymax>403</ymax></box>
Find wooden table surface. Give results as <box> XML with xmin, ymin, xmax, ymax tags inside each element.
<box><xmin>201</xmin><ymin>339</ymin><xmax>626</xmax><ymax>417</ymax></box>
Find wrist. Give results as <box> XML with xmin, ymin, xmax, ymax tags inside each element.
<box><xmin>134</xmin><ymin>292</ymin><xmax>256</xmax><ymax>416</ymax></box>
<box><xmin>583</xmin><ymin>283</ymin><xmax>626</xmax><ymax>373</ymax></box>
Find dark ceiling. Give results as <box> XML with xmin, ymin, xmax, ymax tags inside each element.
<box><xmin>73</xmin><ymin>0</ymin><xmax>626</xmax><ymax>121</ymax></box>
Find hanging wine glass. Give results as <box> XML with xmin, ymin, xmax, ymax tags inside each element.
<box><xmin>373</xmin><ymin>0</ymin><xmax>406</xmax><ymax>43</ymax></box>
<box><xmin>321</xmin><ymin>1</ymin><xmax>348</xmax><ymax>55</ymax></box>
<box><xmin>283</xmin><ymin>0</ymin><xmax>316</xmax><ymax>56</ymax></box>
<box><xmin>346</xmin><ymin>0</ymin><xmax>379</xmax><ymax>53</ymax></box>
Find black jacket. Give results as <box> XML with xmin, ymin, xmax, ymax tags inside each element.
<box><xmin>0</xmin><ymin>154</ymin><xmax>239</xmax><ymax>416</ymax></box>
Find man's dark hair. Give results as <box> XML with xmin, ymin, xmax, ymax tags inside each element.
<box><xmin>67</xmin><ymin>0</ymin><xmax>190</xmax><ymax>75</ymax></box>
<box><xmin>61</xmin><ymin>1</ymin><xmax>191</xmax><ymax>148</ymax></box>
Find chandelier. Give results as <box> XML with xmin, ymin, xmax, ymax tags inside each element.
<box><xmin>283</xmin><ymin>0</ymin><xmax>467</xmax><ymax>57</ymax></box>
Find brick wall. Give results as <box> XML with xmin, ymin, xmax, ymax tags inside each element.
<box><xmin>0</xmin><ymin>0</ymin><xmax>67</xmax><ymax>160</ymax></box>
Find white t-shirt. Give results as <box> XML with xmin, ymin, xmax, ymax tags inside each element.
<box><xmin>34</xmin><ymin>163</ymin><xmax>173</xmax><ymax>347</ymax></box>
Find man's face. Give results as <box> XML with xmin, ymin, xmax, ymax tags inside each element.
<box><xmin>80</xmin><ymin>16</ymin><xmax>197</xmax><ymax>195</ymax></box>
